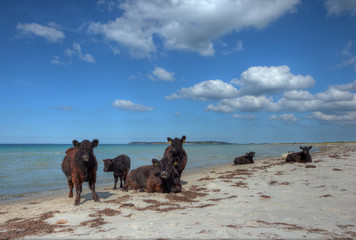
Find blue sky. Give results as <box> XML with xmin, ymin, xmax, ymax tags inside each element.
<box><xmin>1</xmin><ymin>0</ymin><xmax>356</xmax><ymax>144</ymax></box>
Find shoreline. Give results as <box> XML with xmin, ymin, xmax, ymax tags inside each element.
<box><xmin>1</xmin><ymin>142</ymin><xmax>355</xmax><ymax>239</ymax></box>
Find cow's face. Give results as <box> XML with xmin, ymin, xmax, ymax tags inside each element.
<box><xmin>248</xmin><ymin>152</ymin><xmax>255</xmax><ymax>158</ymax></box>
<box><xmin>103</xmin><ymin>159</ymin><xmax>113</xmax><ymax>172</ymax></box>
<box><xmin>152</xmin><ymin>157</ymin><xmax>178</xmax><ymax>179</ymax></box>
<box><xmin>167</xmin><ymin>136</ymin><xmax>186</xmax><ymax>155</ymax></box>
<box><xmin>300</xmin><ymin>146</ymin><xmax>312</xmax><ymax>155</ymax></box>
<box><xmin>73</xmin><ymin>139</ymin><xmax>99</xmax><ymax>162</ymax></box>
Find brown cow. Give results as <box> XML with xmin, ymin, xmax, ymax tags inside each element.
<box><xmin>163</xmin><ymin>136</ymin><xmax>187</xmax><ymax>188</ymax></box>
<box><xmin>103</xmin><ymin>154</ymin><xmax>131</xmax><ymax>189</ymax></box>
<box><xmin>123</xmin><ymin>157</ymin><xmax>180</xmax><ymax>193</ymax></box>
<box><xmin>62</xmin><ymin>139</ymin><xmax>99</xmax><ymax>206</ymax></box>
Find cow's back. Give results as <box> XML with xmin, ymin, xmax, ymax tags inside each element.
<box><xmin>125</xmin><ymin>165</ymin><xmax>153</xmax><ymax>190</ymax></box>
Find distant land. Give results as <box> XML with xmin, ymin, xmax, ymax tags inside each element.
<box><xmin>128</xmin><ymin>141</ymin><xmax>232</xmax><ymax>145</ymax></box>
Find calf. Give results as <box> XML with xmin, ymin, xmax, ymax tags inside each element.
<box><xmin>286</xmin><ymin>146</ymin><xmax>312</xmax><ymax>163</ymax></box>
<box><xmin>103</xmin><ymin>154</ymin><xmax>131</xmax><ymax>189</ymax></box>
<box><xmin>163</xmin><ymin>136</ymin><xmax>187</xmax><ymax>187</ymax></box>
<box><xmin>123</xmin><ymin>157</ymin><xmax>181</xmax><ymax>193</ymax></box>
<box><xmin>234</xmin><ymin>152</ymin><xmax>255</xmax><ymax>165</ymax></box>
<box><xmin>61</xmin><ymin>139</ymin><xmax>99</xmax><ymax>206</ymax></box>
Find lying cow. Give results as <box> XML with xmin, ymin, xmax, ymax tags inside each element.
<box><xmin>103</xmin><ymin>154</ymin><xmax>131</xmax><ymax>189</ymax></box>
<box><xmin>62</xmin><ymin>139</ymin><xmax>99</xmax><ymax>206</ymax></box>
<box><xmin>234</xmin><ymin>152</ymin><xmax>255</xmax><ymax>165</ymax></box>
<box><xmin>123</xmin><ymin>157</ymin><xmax>181</xmax><ymax>193</ymax></box>
<box><xmin>286</xmin><ymin>146</ymin><xmax>312</xmax><ymax>163</ymax></box>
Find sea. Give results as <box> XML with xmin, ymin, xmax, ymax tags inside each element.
<box><xmin>0</xmin><ymin>143</ymin><xmax>317</xmax><ymax>202</ymax></box>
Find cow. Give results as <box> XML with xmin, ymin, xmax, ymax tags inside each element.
<box><xmin>103</xmin><ymin>154</ymin><xmax>131</xmax><ymax>190</ymax></box>
<box><xmin>61</xmin><ymin>139</ymin><xmax>99</xmax><ymax>206</ymax></box>
<box><xmin>123</xmin><ymin>157</ymin><xmax>181</xmax><ymax>193</ymax></box>
<box><xmin>286</xmin><ymin>146</ymin><xmax>312</xmax><ymax>163</ymax></box>
<box><xmin>281</xmin><ymin>151</ymin><xmax>294</xmax><ymax>160</ymax></box>
<box><xmin>163</xmin><ymin>136</ymin><xmax>187</xmax><ymax>188</ymax></box>
<box><xmin>234</xmin><ymin>151</ymin><xmax>255</xmax><ymax>165</ymax></box>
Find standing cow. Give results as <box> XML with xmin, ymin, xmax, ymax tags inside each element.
<box><xmin>103</xmin><ymin>154</ymin><xmax>131</xmax><ymax>189</ymax></box>
<box><xmin>62</xmin><ymin>139</ymin><xmax>99</xmax><ymax>206</ymax></box>
<box><xmin>163</xmin><ymin>136</ymin><xmax>188</xmax><ymax>187</ymax></box>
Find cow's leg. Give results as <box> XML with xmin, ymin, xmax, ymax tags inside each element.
<box><xmin>89</xmin><ymin>178</ymin><xmax>99</xmax><ymax>202</ymax></box>
<box><xmin>113</xmin><ymin>176</ymin><xmax>118</xmax><ymax>190</ymax></box>
<box><xmin>67</xmin><ymin>177</ymin><xmax>74</xmax><ymax>198</ymax></box>
<box><xmin>74</xmin><ymin>181</ymin><xmax>82</xmax><ymax>206</ymax></box>
<box><xmin>119</xmin><ymin>177</ymin><xmax>123</xmax><ymax>189</ymax></box>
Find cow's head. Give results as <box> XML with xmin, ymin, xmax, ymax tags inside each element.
<box><xmin>167</xmin><ymin>136</ymin><xmax>186</xmax><ymax>156</ymax></box>
<box><xmin>300</xmin><ymin>146</ymin><xmax>312</xmax><ymax>155</ymax></box>
<box><xmin>152</xmin><ymin>157</ymin><xmax>179</xmax><ymax>180</ymax></box>
<box><xmin>103</xmin><ymin>159</ymin><xmax>113</xmax><ymax>172</ymax></box>
<box><xmin>247</xmin><ymin>152</ymin><xmax>255</xmax><ymax>158</ymax></box>
<box><xmin>72</xmin><ymin>139</ymin><xmax>99</xmax><ymax>162</ymax></box>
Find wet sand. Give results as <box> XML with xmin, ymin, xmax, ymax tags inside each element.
<box><xmin>0</xmin><ymin>142</ymin><xmax>355</xmax><ymax>239</ymax></box>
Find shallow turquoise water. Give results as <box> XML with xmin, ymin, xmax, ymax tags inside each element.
<box><xmin>0</xmin><ymin>144</ymin><xmax>316</xmax><ymax>202</ymax></box>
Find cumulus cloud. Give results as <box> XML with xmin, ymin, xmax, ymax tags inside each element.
<box><xmin>232</xmin><ymin>65</ymin><xmax>315</xmax><ymax>96</ymax></box>
<box><xmin>88</xmin><ymin>0</ymin><xmax>299</xmax><ymax>58</ymax></box>
<box><xmin>16</xmin><ymin>22</ymin><xmax>65</xmax><ymax>42</ymax></box>
<box><xmin>148</xmin><ymin>67</ymin><xmax>175</xmax><ymax>82</ymax></box>
<box><xmin>312</xmin><ymin>111</ymin><xmax>356</xmax><ymax>125</ymax></box>
<box><xmin>324</xmin><ymin>0</ymin><xmax>356</xmax><ymax>16</ymax></box>
<box><xmin>112</xmin><ymin>99</ymin><xmax>154</xmax><ymax>112</ymax></box>
<box><xmin>65</xmin><ymin>43</ymin><xmax>95</xmax><ymax>63</ymax></box>
<box><xmin>269</xmin><ymin>114</ymin><xmax>298</xmax><ymax>122</ymax></box>
<box><xmin>166</xmin><ymin>79</ymin><xmax>239</xmax><ymax>101</ymax></box>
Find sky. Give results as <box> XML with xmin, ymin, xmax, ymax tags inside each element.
<box><xmin>1</xmin><ymin>0</ymin><xmax>356</xmax><ymax>144</ymax></box>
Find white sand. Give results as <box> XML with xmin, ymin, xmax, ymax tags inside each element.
<box><xmin>1</xmin><ymin>143</ymin><xmax>355</xmax><ymax>239</ymax></box>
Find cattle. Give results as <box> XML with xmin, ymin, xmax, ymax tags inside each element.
<box><xmin>234</xmin><ymin>151</ymin><xmax>255</xmax><ymax>165</ymax></box>
<box><xmin>61</xmin><ymin>139</ymin><xmax>99</xmax><ymax>206</ymax></box>
<box><xmin>281</xmin><ymin>151</ymin><xmax>294</xmax><ymax>160</ymax></box>
<box><xmin>123</xmin><ymin>157</ymin><xmax>181</xmax><ymax>193</ymax></box>
<box><xmin>286</xmin><ymin>146</ymin><xmax>312</xmax><ymax>163</ymax></box>
<box><xmin>103</xmin><ymin>154</ymin><xmax>131</xmax><ymax>190</ymax></box>
<box><xmin>163</xmin><ymin>136</ymin><xmax>187</xmax><ymax>187</ymax></box>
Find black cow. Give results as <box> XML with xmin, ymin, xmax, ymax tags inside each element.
<box><xmin>234</xmin><ymin>152</ymin><xmax>255</xmax><ymax>165</ymax></box>
<box><xmin>163</xmin><ymin>136</ymin><xmax>187</xmax><ymax>187</ymax></box>
<box><xmin>286</xmin><ymin>146</ymin><xmax>312</xmax><ymax>163</ymax></box>
<box><xmin>123</xmin><ymin>157</ymin><xmax>181</xmax><ymax>193</ymax></box>
<box><xmin>103</xmin><ymin>154</ymin><xmax>131</xmax><ymax>189</ymax></box>
<box><xmin>62</xmin><ymin>139</ymin><xmax>99</xmax><ymax>206</ymax></box>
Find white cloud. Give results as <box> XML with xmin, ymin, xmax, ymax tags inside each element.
<box><xmin>112</xmin><ymin>99</ymin><xmax>154</xmax><ymax>112</ymax></box>
<box><xmin>166</xmin><ymin>79</ymin><xmax>239</xmax><ymax>101</ymax></box>
<box><xmin>335</xmin><ymin>41</ymin><xmax>356</xmax><ymax>70</ymax></box>
<box><xmin>232</xmin><ymin>65</ymin><xmax>315</xmax><ymax>96</ymax></box>
<box><xmin>205</xmin><ymin>95</ymin><xmax>277</xmax><ymax>113</ymax></box>
<box><xmin>16</xmin><ymin>22</ymin><xmax>65</xmax><ymax>42</ymax></box>
<box><xmin>65</xmin><ymin>43</ymin><xmax>95</xmax><ymax>63</ymax></box>
<box><xmin>50</xmin><ymin>56</ymin><xmax>70</xmax><ymax>66</ymax></box>
<box><xmin>148</xmin><ymin>67</ymin><xmax>175</xmax><ymax>82</ymax></box>
<box><xmin>324</xmin><ymin>0</ymin><xmax>356</xmax><ymax>16</ymax></box>
<box><xmin>312</xmin><ymin>111</ymin><xmax>356</xmax><ymax>125</ymax></box>
<box><xmin>269</xmin><ymin>113</ymin><xmax>298</xmax><ymax>122</ymax></box>
<box><xmin>232</xmin><ymin>114</ymin><xmax>255</xmax><ymax>120</ymax></box>
<box><xmin>89</xmin><ymin>0</ymin><xmax>299</xmax><ymax>58</ymax></box>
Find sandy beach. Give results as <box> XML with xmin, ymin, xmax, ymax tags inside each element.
<box><xmin>1</xmin><ymin>143</ymin><xmax>355</xmax><ymax>239</ymax></box>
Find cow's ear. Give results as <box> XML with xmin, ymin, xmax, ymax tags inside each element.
<box><xmin>152</xmin><ymin>159</ymin><xmax>159</xmax><ymax>166</ymax></box>
<box><xmin>181</xmin><ymin>136</ymin><xmax>186</xmax><ymax>143</ymax></box>
<box><xmin>107</xmin><ymin>159</ymin><xmax>112</xmax><ymax>164</ymax></box>
<box><xmin>309</xmin><ymin>146</ymin><xmax>312</xmax><ymax>149</ymax></box>
<box><xmin>92</xmin><ymin>139</ymin><xmax>99</xmax><ymax>148</ymax></box>
<box><xmin>167</xmin><ymin>137</ymin><xmax>172</xmax><ymax>144</ymax></box>
<box><xmin>73</xmin><ymin>140</ymin><xmax>80</xmax><ymax>148</ymax></box>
